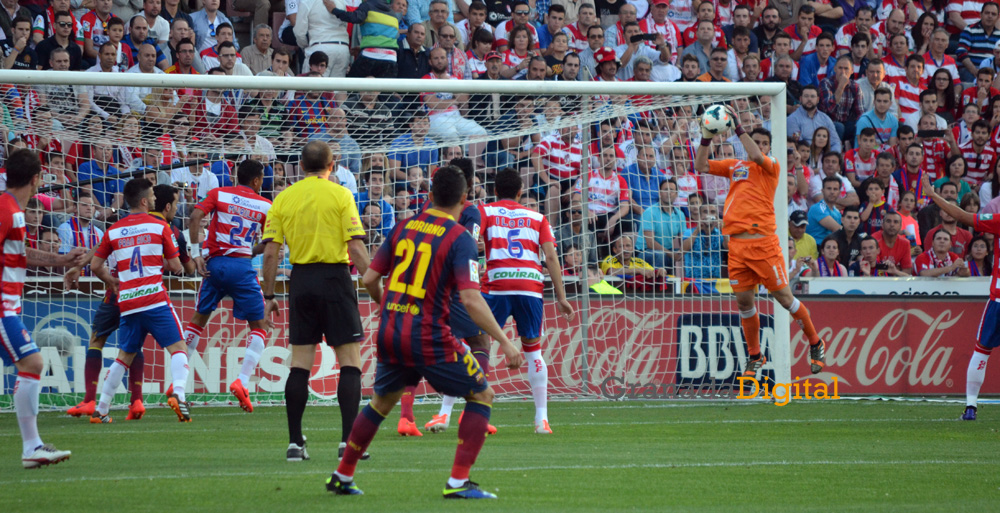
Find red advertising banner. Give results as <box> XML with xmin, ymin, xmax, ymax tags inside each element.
<box><xmin>31</xmin><ymin>296</ymin><xmax>990</xmax><ymax>399</ymax></box>
<box><xmin>788</xmin><ymin>298</ymin><xmax>990</xmax><ymax>395</ymax></box>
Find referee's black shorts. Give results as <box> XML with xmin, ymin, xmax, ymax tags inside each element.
<box><xmin>288</xmin><ymin>263</ymin><xmax>364</xmax><ymax>347</ymax></box>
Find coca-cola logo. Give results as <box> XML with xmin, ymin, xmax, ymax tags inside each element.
<box><xmin>791</xmin><ymin>308</ymin><xmax>958</xmax><ymax>389</ymax></box>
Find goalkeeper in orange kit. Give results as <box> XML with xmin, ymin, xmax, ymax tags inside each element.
<box><xmin>693</xmin><ymin>106</ymin><xmax>826</xmax><ymax>380</ymax></box>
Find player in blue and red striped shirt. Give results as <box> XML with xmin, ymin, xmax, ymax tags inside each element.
<box><xmin>327</xmin><ymin>166</ymin><xmax>524</xmax><ymax>499</ymax></box>
<box><xmin>398</xmin><ymin>158</ymin><xmax>496</xmax><ymax>436</ymax></box>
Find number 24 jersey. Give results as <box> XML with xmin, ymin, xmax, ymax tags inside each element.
<box><xmin>194</xmin><ymin>185</ymin><xmax>271</xmax><ymax>258</ymax></box>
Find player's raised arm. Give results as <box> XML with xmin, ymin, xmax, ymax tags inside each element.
<box><xmin>923</xmin><ymin>173</ymin><xmax>977</xmax><ymax>227</ymax></box>
<box><xmin>729</xmin><ymin>106</ymin><xmax>766</xmax><ymax>167</ymax></box>
<box><xmin>694</xmin><ymin>128</ymin><xmax>714</xmax><ymax>175</ymax></box>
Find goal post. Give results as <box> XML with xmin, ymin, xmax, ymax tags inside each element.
<box><xmin>0</xmin><ymin>70</ymin><xmax>790</xmax><ymax>410</ymax></box>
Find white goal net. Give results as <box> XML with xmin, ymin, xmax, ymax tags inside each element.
<box><xmin>0</xmin><ymin>72</ymin><xmax>789</xmax><ymax>410</ymax></box>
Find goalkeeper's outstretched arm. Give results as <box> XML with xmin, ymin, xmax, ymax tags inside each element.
<box><xmin>694</xmin><ymin>138</ymin><xmax>712</xmax><ymax>175</ymax></box>
<box><xmin>740</xmin><ymin>129</ymin><xmax>766</xmax><ymax>168</ymax></box>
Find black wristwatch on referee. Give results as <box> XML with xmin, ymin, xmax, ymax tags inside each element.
<box><xmin>263</xmin><ymin>294</ymin><xmax>276</xmax><ymax>300</ymax></box>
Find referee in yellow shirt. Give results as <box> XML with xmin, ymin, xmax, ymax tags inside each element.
<box><xmin>262</xmin><ymin>141</ymin><xmax>371</xmax><ymax>461</ymax></box>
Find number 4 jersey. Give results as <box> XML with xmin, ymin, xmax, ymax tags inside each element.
<box><xmin>94</xmin><ymin>213</ymin><xmax>180</xmax><ymax>315</ymax></box>
<box><xmin>479</xmin><ymin>199</ymin><xmax>555</xmax><ymax>298</ymax></box>
<box><xmin>194</xmin><ymin>185</ymin><xmax>272</xmax><ymax>258</ymax></box>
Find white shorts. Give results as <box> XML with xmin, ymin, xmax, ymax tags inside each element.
<box><xmin>428</xmin><ymin>111</ymin><xmax>487</xmax><ymax>143</ymax></box>
<box><xmin>303</xmin><ymin>43</ymin><xmax>350</xmax><ymax>77</ymax></box>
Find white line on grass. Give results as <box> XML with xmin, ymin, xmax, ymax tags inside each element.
<box><xmin>0</xmin><ymin>416</ymin><xmax>961</xmax><ymax>437</ymax></box>
<box><xmin>1</xmin><ymin>460</ymin><xmax>986</xmax><ymax>486</ymax></box>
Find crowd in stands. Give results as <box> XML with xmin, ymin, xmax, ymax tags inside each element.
<box><xmin>2</xmin><ymin>0</ymin><xmax>998</xmax><ymax>290</ymax></box>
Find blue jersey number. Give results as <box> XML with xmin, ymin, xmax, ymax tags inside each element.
<box><xmin>228</xmin><ymin>216</ymin><xmax>259</xmax><ymax>247</ymax></box>
<box><xmin>129</xmin><ymin>247</ymin><xmax>144</xmax><ymax>277</ymax></box>
<box><xmin>506</xmin><ymin>229</ymin><xmax>524</xmax><ymax>258</ymax></box>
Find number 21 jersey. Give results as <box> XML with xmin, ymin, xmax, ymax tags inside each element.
<box><xmin>370</xmin><ymin>208</ymin><xmax>480</xmax><ymax>366</ymax></box>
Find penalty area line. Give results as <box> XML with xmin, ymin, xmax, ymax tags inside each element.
<box><xmin>1</xmin><ymin>460</ymin><xmax>985</xmax><ymax>486</ymax></box>
<box><xmin>0</xmin><ymin>416</ymin><xmax>960</xmax><ymax>438</ymax></box>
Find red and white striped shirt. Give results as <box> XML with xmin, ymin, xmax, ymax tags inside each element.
<box><xmin>882</xmin><ymin>54</ymin><xmax>907</xmax><ymax>88</ymax></box>
<box><xmin>961</xmin><ymin>86</ymin><xmax>1000</xmax><ymax>114</ymax></box>
<box><xmin>896</xmin><ymin>77</ymin><xmax>926</xmax><ymax>116</ymax></box>
<box><xmin>494</xmin><ymin>20</ymin><xmax>539</xmax><ymax>49</ymax></box>
<box><xmin>784</xmin><ymin>24</ymin><xmax>822</xmax><ymax>56</ymax></box>
<box><xmin>923</xmin><ymin>53</ymin><xmax>960</xmax><ymax>85</ymax></box>
<box><xmin>946</xmin><ymin>0</ymin><xmax>984</xmax><ymax>35</ymax></box>
<box><xmin>638</xmin><ymin>18</ymin><xmax>682</xmax><ymax>63</ymax></box>
<box><xmin>194</xmin><ymin>185</ymin><xmax>271</xmax><ymax>258</ymax></box>
<box><xmin>835</xmin><ymin>23</ymin><xmax>881</xmax><ymax>54</ymax></box>
<box><xmin>501</xmin><ymin>49</ymin><xmax>529</xmax><ymax>80</ymax></box>
<box><xmin>80</xmin><ymin>11</ymin><xmax>114</xmax><ymax>47</ymax></box>
<box><xmin>479</xmin><ymin>199</ymin><xmax>555</xmax><ymax>298</ymax></box>
<box><xmin>758</xmin><ymin>57</ymin><xmax>799</xmax><ymax>81</ymax></box>
<box><xmin>94</xmin><ymin>213</ymin><xmax>180</xmax><ymax>316</ymax></box>
<box><xmin>681</xmin><ymin>23</ymin><xmax>727</xmax><ymax>48</ymax></box>
<box><xmin>844</xmin><ymin>149</ymin><xmax>878</xmax><ymax>181</ymax></box>
<box><xmin>960</xmin><ymin>139</ymin><xmax>999</xmax><ymax>186</ymax></box>
<box><xmin>574</xmin><ymin>168</ymin><xmax>630</xmax><ymax>214</ymax></box>
<box><xmin>533</xmin><ymin>134</ymin><xmax>582</xmax><ymax>179</ymax></box>
<box><xmin>0</xmin><ymin>193</ymin><xmax>27</xmax><ymax>316</ymax></box>
<box><xmin>884</xmin><ymin>174</ymin><xmax>900</xmax><ymax>210</ymax></box>
<box><xmin>200</xmin><ymin>46</ymin><xmax>243</xmax><ymax>70</ymax></box>
<box><xmin>674</xmin><ymin>172</ymin><xmax>703</xmax><ymax>207</ymax></box>
<box><xmin>922</xmin><ymin>138</ymin><xmax>949</xmax><ymax>179</ymax></box>
<box><xmin>566</xmin><ymin>22</ymin><xmax>588</xmax><ymax>52</ymax></box>
<box><xmin>465</xmin><ymin>49</ymin><xmax>487</xmax><ymax>76</ymax></box>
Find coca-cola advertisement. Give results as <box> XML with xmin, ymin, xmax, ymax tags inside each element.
<box><xmin>5</xmin><ymin>296</ymin><xmax>991</xmax><ymax>400</ymax></box>
<box><xmin>788</xmin><ymin>298</ymin><xmax>985</xmax><ymax>395</ymax></box>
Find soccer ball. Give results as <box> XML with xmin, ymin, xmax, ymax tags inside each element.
<box><xmin>701</xmin><ymin>105</ymin><xmax>733</xmax><ymax>135</ymax></box>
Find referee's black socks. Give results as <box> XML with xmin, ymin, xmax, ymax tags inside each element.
<box><xmin>285</xmin><ymin>367</ymin><xmax>310</xmax><ymax>445</ymax></box>
<box><xmin>338</xmin><ymin>366</ymin><xmax>362</xmax><ymax>443</ymax></box>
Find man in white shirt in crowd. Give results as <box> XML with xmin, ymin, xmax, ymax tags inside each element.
<box><xmin>294</xmin><ymin>0</ymin><xmax>351</xmax><ymax>76</ymax></box>
<box><xmin>133</xmin><ymin>0</ymin><xmax>168</xmax><ymax>47</ymax></box>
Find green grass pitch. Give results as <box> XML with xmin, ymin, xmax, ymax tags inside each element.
<box><xmin>1</xmin><ymin>400</ymin><xmax>998</xmax><ymax>512</ymax></box>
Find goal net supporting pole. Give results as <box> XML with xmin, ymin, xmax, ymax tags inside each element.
<box><xmin>771</xmin><ymin>87</ymin><xmax>792</xmax><ymax>386</ymax></box>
